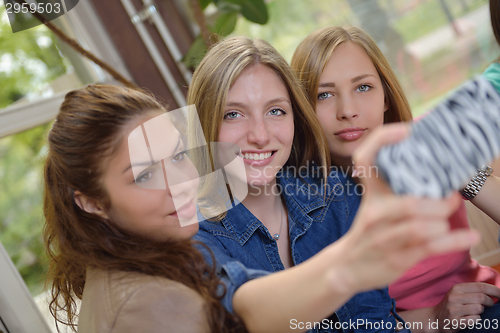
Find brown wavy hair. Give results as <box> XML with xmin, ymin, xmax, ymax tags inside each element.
<box><xmin>43</xmin><ymin>84</ymin><xmax>246</xmax><ymax>332</ymax></box>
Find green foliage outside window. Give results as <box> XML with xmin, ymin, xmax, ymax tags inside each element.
<box><xmin>0</xmin><ymin>0</ymin><xmax>496</xmax><ymax>296</ymax></box>
<box><xmin>0</xmin><ymin>124</ymin><xmax>50</xmax><ymax>295</ymax></box>
<box><xmin>0</xmin><ymin>5</ymin><xmax>68</xmax><ymax>295</ymax></box>
<box><xmin>0</xmin><ymin>7</ymin><xmax>67</xmax><ymax>108</ymax></box>
<box><xmin>232</xmin><ymin>0</ymin><xmax>495</xmax><ymax>115</ymax></box>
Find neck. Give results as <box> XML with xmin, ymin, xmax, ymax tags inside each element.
<box><xmin>242</xmin><ymin>178</ymin><xmax>282</xmax><ymax>229</ymax></box>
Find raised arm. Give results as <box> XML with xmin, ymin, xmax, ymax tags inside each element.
<box><xmin>232</xmin><ymin>124</ymin><xmax>480</xmax><ymax>333</ymax></box>
<box><xmin>468</xmin><ymin>159</ymin><xmax>500</xmax><ymax>224</ymax></box>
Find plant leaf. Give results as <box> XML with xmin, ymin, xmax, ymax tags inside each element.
<box><xmin>214</xmin><ymin>0</ymin><xmax>241</xmax><ymax>13</ymax></box>
<box><xmin>213</xmin><ymin>12</ymin><xmax>238</xmax><ymax>37</ymax></box>
<box><xmin>240</xmin><ymin>0</ymin><xmax>268</xmax><ymax>24</ymax></box>
<box><xmin>182</xmin><ymin>35</ymin><xmax>208</xmax><ymax>70</ymax></box>
<box><xmin>198</xmin><ymin>0</ymin><xmax>212</xmax><ymax>10</ymax></box>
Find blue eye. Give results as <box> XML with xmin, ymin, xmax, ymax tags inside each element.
<box><xmin>223</xmin><ymin>111</ymin><xmax>241</xmax><ymax>119</ymax></box>
<box><xmin>317</xmin><ymin>92</ymin><xmax>332</xmax><ymax>101</ymax></box>
<box><xmin>357</xmin><ymin>84</ymin><xmax>371</xmax><ymax>92</ymax></box>
<box><xmin>136</xmin><ymin>170</ymin><xmax>153</xmax><ymax>183</ymax></box>
<box><xmin>268</xmin><ymin>108</ymin><xmax>285</xmax><ymax>116</ymax></box>
<box><xmin>172</xmin><ymin>151</ymin><xmax>186</xmax><ymax>162</ymax></box>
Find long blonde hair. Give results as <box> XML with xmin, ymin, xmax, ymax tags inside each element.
<box><xmin>291</xmin><ymin>26</ymin><xmax>412</xmax><ymax>124</ymax></box>
<box><xmin>188</xmin><ymin>36</ymin><xmax>330</xmax><ymax>168</ymax></box>
<box><xmin>188</xmin><ymin>37</ymin><xmax>331</xmax><ymax>219</ymax></box>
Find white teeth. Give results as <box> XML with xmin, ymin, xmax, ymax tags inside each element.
<box><xmin>243</xmin><ymin>152</ymin><xmax>272</xmax><ymax>161</ymax></box>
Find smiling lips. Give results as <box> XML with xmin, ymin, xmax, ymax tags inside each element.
<box><xmin>238</xmin><ymin>150</ymin><xmax>276</xmax><ymax>166</ymax></box>
<box><xmin>334</xmin><ymin>127</ymin><xmax>366</xmax><ymax>141</ymax></box>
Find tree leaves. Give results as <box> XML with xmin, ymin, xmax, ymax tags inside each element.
<box><xmin>240</xmin><ymin>0</ymin><xmax>268</xmax><ymax>25</ymax></box>
<box><xmin>213</xmin><ymin>12</ymin><xmax>238</xmax><ymax>37</ymax></box>
<box><xmin>184</xmin><ymin>0</ymin><xmax>269</xmax><ymax>69</ymax></box>
<box><xmin>198</xmin><ymin>0</ymin><xmax>212</xmax><ymax>10</ymax></box>
<box><xmin>0</xmin><ymin>6</ymin><xmax>64</xmax><ymax>295</ymax></box>
<box><xmin>213</xmin><ymin>0</ymin><xmax>268</xmax><ymax>24</ymax></box>
<box><xmin>182</xmin><ymin>35</ymin><xmax>207</xmax><ymax>69</ymax></box>
<box><xmin>0</xmin><ymin>124</ymin><xmax>49</xmax><ymax>295</ymax></box>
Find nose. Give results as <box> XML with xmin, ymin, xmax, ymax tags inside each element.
<box><xmin>336</xmin><ymin>95</ymin><xmax>359</xmax><ymax>120</ymax></box>
<box><xmin>163</xmin><ymin>157</ymin><xmax>199</xmax><ymax>195</ymax></box>
<box><xmin>247</xmin><ymin>115</ymin><xmax>270</xmax><ymax>147</ymax></box>
<box><xmin>165</xmin><ymin>159</ymin><xmax>199</xmax><ymax>207</ymax></box>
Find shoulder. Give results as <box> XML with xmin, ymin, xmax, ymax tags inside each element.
<box><xmin>279</xmin><ymin>166</ymin><xmax>347</xmax><ymax>198</ymax></box>
<box><xmin>195</xmin><ymin>219</ymin><xmax>238</xmax><ymax>250</ymax></box>
<box><xmin>196</xmin><ymin>203</ymin><xmax>261</xmax><ymax>246</ymax></box>
<box><xmin>482</xmin><ymin>62</ymin><xmax>500</xmax><ymax>94</ymax></box>
<box><xmin>277</xmin><ymin>167</ymin><xmax>349</xmax><ymax>220</ymax></box>
<box><xmin>78</xmin><ymin>269</ymin><xmax>210</xmax><ymax>333</ymax></box>
<box><xmin>198</xmin><ymin>218</ymin><xmax>231</xmax><ymax>235</ymax></box>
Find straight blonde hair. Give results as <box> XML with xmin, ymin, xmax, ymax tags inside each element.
<box><xmin>291</xmin><ymin>26</ymin><xmax>413</xmax><ymax>124</ymax></box>
<box><xmin>188</xmin><ymin>36</ymin><xmax>330</xmax><ymax>169</ymax></box>
<box><xmin>188</xmin><ymin>37</ymin><xmax>331</xmax><ymax>219</ymax></box>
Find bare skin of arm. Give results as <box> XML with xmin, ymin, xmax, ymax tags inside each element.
<box><xmin>398</xmin><ymin>283</ymin><xmax>500</xmax><ymax>333</ymax></box>
<box><xmin>397</xmin><ymin>157</ymin><xmax>500</xmax><ymax>333</ymax></box>
<box><xmin>232</xmin><ymin>124</ymin><xmax>480</xmax><ymax>333</ymax></box>
<box><xmin>470</xmin><ymin>157</ymin><xmax>500</xmax><ymax>224</ymax></box>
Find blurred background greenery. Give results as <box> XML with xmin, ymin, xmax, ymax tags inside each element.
<box><xmin>0</xmin><ymin>5</ymin><xmax>70</xmax><ymax>295</ymax></box>
<box><xmin>0</xmin><ymin>0</ymin><xmax>497</xmax><ymax>296</ymax></box>
<box><xmin>231</xmin><ymin>0</ymin><xmax>498</xmax><ymax>115</ymax></box>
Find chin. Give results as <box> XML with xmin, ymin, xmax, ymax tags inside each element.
<box><xmin>182</xmin><ymin>222</ymin><xmax>199</xmax><ymax>237</ymax></box>
<box><xmin>167</xmin><ymin>223</ymin><xmax>199</xmax><ymax>242</ymax></box>
<box><xmin>247</xmin><ymin>177</ymin><xmax>276</xmax><ymax>188</ymax></box>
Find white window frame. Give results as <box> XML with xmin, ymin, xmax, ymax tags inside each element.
<box><xmin>0</xmin><ymin>0</ymin><xmax>131</xmax><ymax>139</ymax></box>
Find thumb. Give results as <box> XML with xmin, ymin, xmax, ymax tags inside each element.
<box><xmin>352</xmin><ymin>123</ymin><xmax>411</xmax><ymax>196</ymax></box>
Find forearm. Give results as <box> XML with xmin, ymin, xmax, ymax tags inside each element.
<box><xmin>233</xmin><ymin>241</ymin><xmax>354</xmax><ymax>333</ymax></box>
<box><xmin>470</xmin><ymin>175</ymin><xmax>500</xmax><ymax>224</ymax></box>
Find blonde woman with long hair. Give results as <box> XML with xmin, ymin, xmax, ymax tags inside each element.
<box><xmin>292</xmin><ymin>26</ymin><xmax>500</xmax><ymax>332</ymax></box>
<box><xmin>189</xmin><ymin>36</ymin><xmax>477</xmax><ymax>333</ymax></box>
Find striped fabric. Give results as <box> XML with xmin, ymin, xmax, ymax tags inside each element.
<box><xmin>376</xmin><ymin>77</ymin><xmax>500</xmax><ymax>198</ymax></box>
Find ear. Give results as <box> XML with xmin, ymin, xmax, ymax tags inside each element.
<box><xmin>384</xmin><ymin>96</ymin><xmax>389</xmax><ymax>112</ymax></box>
<box><xmin>74</xmin><ymin>190</ymin><xmax>109</xmax><ymax>219</ymax></box>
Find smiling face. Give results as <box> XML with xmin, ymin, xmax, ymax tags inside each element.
<box><xmin>102</xmin><ymin>112</ymin><xmax>199</xmax><ymax>242</ymax></box>
<box><xmin>218</xmin><ymin>63</ymin><xmax>294</xmax><ymax>187</ymax></box>
<box><xmin>316</xmin><ymin>41</ymin><xmax>387</xmax><ymax>166</ymax></box>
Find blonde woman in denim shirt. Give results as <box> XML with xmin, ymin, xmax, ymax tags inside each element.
<box><xmin>189</xmin><ymin>37</ymin><xmax>478</xmax><ymax>333</ymax></box>
<box><xmin>292</xmin><ymin>25</ymin><xmax>500</xmax><ymax>333</ymax></box>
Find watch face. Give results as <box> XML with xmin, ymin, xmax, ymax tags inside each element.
<box><xmin>485</xmin><ymin>166</ymin><xmax>494</xmax><ymax>177</ymax></box>
<box><xmin>479</xmin><ymin>165</ymin><xmax>494</xmax><ymax>177</ymax></box>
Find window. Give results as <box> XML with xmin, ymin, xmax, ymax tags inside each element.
<box><xmin>232</xmin><ymin>0</ymin><xmax>498</xmax><ymax>116</ymax></box>
<box><xmin>0</xmin><ymin>1</ymin><xmax>125</xmax><ymax>295</ymax></box>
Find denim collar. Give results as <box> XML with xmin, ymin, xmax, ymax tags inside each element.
<box><xmin>220</xmin><ymin>170</ymin><xmax>344</xmax><ymax>246</ymax></box>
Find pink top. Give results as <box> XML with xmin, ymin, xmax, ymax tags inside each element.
<box><xmin>389</xmin><ymin>201</ymin><xmax>500</xmax><ymax>311</ymax></box>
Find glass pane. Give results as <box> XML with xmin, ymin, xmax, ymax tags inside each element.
<box><xmin>232</xmin><ymin>0</ymin><xmax>497</xmax><ymax>116</ymax></box>
<box><xmin>0</xmin><ymin>5</ymin><xmax>92</xmax><ymax>109</ymax></box>
<box><xmin>0</xmin><ymin>123</ymin><xmax>50</xmax><ymax>296</ymax></box>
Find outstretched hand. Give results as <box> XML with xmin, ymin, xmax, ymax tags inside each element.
<box><xmin>335</xmin><ymin>124</ymin><xmax>480</xmax><ymax>293</ymax></box>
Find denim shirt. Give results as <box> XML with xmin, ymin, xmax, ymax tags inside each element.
<box><xmin>194</xmin><ymin>170</ymin><xmax>400</xmax><ymax>333</ymax></box>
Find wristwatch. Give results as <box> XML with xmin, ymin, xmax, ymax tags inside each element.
<box><xmin>460</xmin><ymin>165</ymin><xmax>494</xmax><ymax>200</ymax></box>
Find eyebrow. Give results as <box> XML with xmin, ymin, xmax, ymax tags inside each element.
<box><xmin>123</xmin><ymin>138</ymin><xmax>181</xmax><ymax>174</ymax></box>
<box><xmin>351</xmin><ymin>74</ymin><xmax>375</xmax><ymax>83</ymax></box>
<box><xmin>318</xmin><ymin>74</ymin><xmax>376</xmax><ymax>88</ymax></box>
<box><xmin>225</xmin><ymin>97</ymin><xmax>291</xmax><ymax>109</ymax></box>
